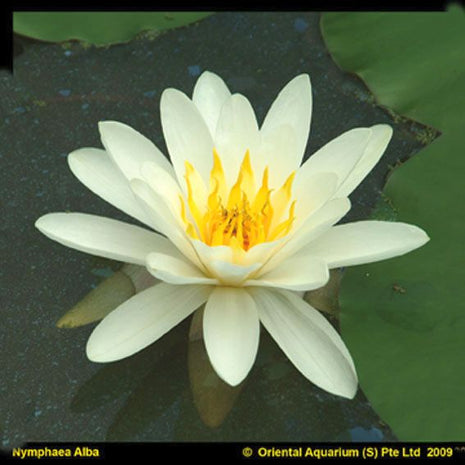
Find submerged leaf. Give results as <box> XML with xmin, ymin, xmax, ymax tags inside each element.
<box><xmin>57</xmin><ymin>264</ymin><xmax>156</xmax><ymax>328</ymax></box>
<box><xmin>56</xmin><ymin>270</ymin><xmax>134</xmax><ymax>328</ymax></box>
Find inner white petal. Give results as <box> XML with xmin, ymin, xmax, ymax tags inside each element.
<box><xmin>255</xmin><ymin>124</ymin><xmax>296</xmax><ymax>189</ymax></box>
<box><xmin>130</xmin><ymin>179</ymin><xmax>206</xmax><ymax>271</ymax></box>
<box><xmin>259</xmin><ymin>197</ymin><xmax>351</xmax><ymax>275</ymax></box>
<box><xmin>192</xmin><ymin>71</ymin><xmax>232</xmax><ymax>137</ymax></box>
<box><xmin>209</xmin><ymin>259</ymin><xmax>262</xmax><ymax>286</ymax></box>
<box><xmin>336</xmin><ymin>124</ymin><xmax>393</xmax><ymax>197</ymax></box>
<box><xmin>295</xmin><ymin>127</ymin><xmax>372</xmax><ymax>194</ymax></box>
<box><xmin>260</xmin><ymin>74</ymin><xmax>312</xmax><ymax>177</ymax></box>
<box><xmin>290</xmin><ymin>172</ymin><xmax>339</xmax><ymax>229</ymax></box>
<box><xmin>160</xmin><ymin>88</ymin><xmax>214</xmax><ymax>191</ymax></box>
<box><xmin>214</xmin><ymin>93</ymin><xmax>260</xmax><ymax>187</ymax></box>
<box><xmin>246</xmin><ymin>256</ymin><xmax>329</xmax><ymax>292</ymax></box>
<box><xmin>146</xmin><ymin>252</ymin><xmax>218</xmax><ymax>285</ymax></box>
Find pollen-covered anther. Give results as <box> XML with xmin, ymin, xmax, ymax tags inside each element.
<box><xmin>180</xmin><ymin>149</ymin><xmax>297</xmax><ymax>251</ymax></box>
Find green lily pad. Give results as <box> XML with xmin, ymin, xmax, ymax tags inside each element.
<box><xmin>13</xmin><ymin>12</ymin><xmax>211</xmax><ymax>45</ymax></box>
<box><xmin>321</xmin><ymin>5</ymin><xmax>465</xmax><ymax>440</ymax></box>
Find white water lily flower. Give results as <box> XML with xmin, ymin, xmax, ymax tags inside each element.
<box><xmin>35</xmin><ymin>71</ymin><xmax>429</xmax><ymax>399</ymax></box>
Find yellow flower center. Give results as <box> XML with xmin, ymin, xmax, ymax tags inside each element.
<box><xmin>180</xmin><ymin>149</ymin><xmax>296</xmax><ymax>252</ymax></box>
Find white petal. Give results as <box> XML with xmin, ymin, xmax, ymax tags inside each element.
<box><xmin>214</xmin><ymin>93</ymin><xmax>260</xmax><ymax>187</ymax></box>
<box><xmin>191</xmin><ymin>238</ymin><xmax>281</xmax><ymax>272</ymax></box>
<box><xmin>160</xmin><ymin>88</ymin><xmax>214</xmax><ymax>189</ymax></box>
<box><xmin>292</xmin><ymin>172</ymin><xmax>339</xmax><ymax>227</ymax></box>
<box><xmin>260</xmin><ymin>74</ymin><xmax>312</xmax><ymax>176</ymax></box>
<box><xmin>203</xmin><ymin>287</ymin><xmax>260</xmax><ymax>386</ymax></box>
<box><xmin>140</xmin><ymin>161</ymin><xmax>187</xmax><ymax>220</ymax></box>
<box><xmin>246</xmin><ymin>257</ymin><xmax>329</xmax><ymax>292</ymax></box>
<box><xmin>129</xmin><ymin>178</ymin><xmax>178</xmax><ymax>235</ymax></box>
<box><xmin>130</xmin><ymin>179</ymin><xmax>205</xmax><ymax>271</ymax></box>
<box><xmin>302</xmin><ymin>220</ymin><xmax>430</xmax><ymax>268</ymax></box>
<box><xmin>146</xmin><ymin>252</ymin><xmax>218</xmax><ymax>285</ymax></box>
<box><xmin>337</xmin><ymin>124</ymin><xmax>393</xmax><ymax>197</ymax></box>
<box><xmin>239</xmin><ymin>238</ymin><xmax>285</xmax><ymax>267</ymax></box>
<box><xmin>254</xmin><ymin>124</ymin><xmax>297</xmax><ymax>188</ymax></box>
<box><xmin>192</xmin><ymin>71</ymin><xmax>231</xmax><ymax>137</ymax></box>
<box><xmin>295</xmin><ymin>127</ymin><xmax>372</xmax><ymax>193</ymax></box>
<box><xmin>68</xmin><ymin>148</ymin><xmax>152</xmax><ymax>227</ymax></box>
<box><xmin>129</xmin><ymin>177</ymin><xmax>186</xmax><ymax>238</ymax></box>
<box><xmin>98</xmin><ymin>121</ymin><xmax>174</xmax><ymax>180</ymax></box>
<box><xmin>209</xmin><ymin>260</ymin><xmax>262</xmax><ymax>286</ymax></box>
<box><xmin>86</xmin><ymin>283</ymin><xmax>212</xmax><ymax>362</ymax></box>
<box><xmin>35</xmin><ymin>212</ymin><xmax>176</xmax><ymax>266</ymax></box>
<box><xmin>191</xmin><ymin>239</ymin><xmax>262</xmax><ymax>285</ymax></box>
<box><xmin>260</xmin><ymin>197</ymin><xmax>351</xmax><ymax>274</ymax></box>
<box><xmin>191</xmin><ymin>240</ymin><xmax>232</xmax><ymax>270</ymax></box>
<box><xmin>250</xmin><ymin>287</ymin><xmax>358</xmax><ymax>398</ymax></box>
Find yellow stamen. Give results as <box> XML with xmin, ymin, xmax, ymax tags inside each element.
<box><xmin>210</xmin><ymin>149</ymin><xmax>227</xmax><ymax>197</ymax></box>
<box><xmin>181</xmin><ymin>149</ymin><xmax>297</xmax><ymax>251</ymax></box>
<box><xmin>269</xmin><ymin>171</ymin><xmax>296</xmax><ymax>230</ymax></box>
<box><xmin>186</xmin><ymin>223</ymin><xmax>199</xmax><ymax>240</ymax></box>
<box><xmin>239</xmin><ymin>150</ymin><xmax>255</xmax><ymax>199</ymax></box>
<box><xmin>251</xmin><ymin>167</ymin><xmax>270</xmax><ymax>213</ymax></box>
<box><xmin>227</xmin><ymin>172</ymin><xmax>243</xmax><ymax>210</ymax></box>
<box><xmin>179</xmin><ymin>195</ymin><xmax>199</xmax><ymax>239</ymax></box>
<box><xmin>269</xmin><ymin>200</ymin><xmax>296</xmax><ymax>241</ymax></box>
<box><xmin>229</xmin><ymin>235</ymin><xmax>243</xmax><ymax>254</ymax></box>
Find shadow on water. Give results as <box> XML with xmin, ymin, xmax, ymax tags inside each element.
<box><xmin>69</xmin><ymin>321</ymin><xmax>187</xmax><ymax>414</ymax></box>
<box><xmin>70</xmin><ymin>315</ymin><xmax>396</xmax><ymax>441</ymax></box>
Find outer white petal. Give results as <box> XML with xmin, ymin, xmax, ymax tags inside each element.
<box><xmin>35</xmin><ymin>212</ymin><xmax>176</xmax><ymax>266</ymax></box>
<box><xmin>250</xmin><ymin>287</ymin><xmax>358</xmax><ymax>399</ymax></box>
<box><xmin>203</xmin><ymin>287</ymin><xmax>260</xmax><ymax>386</ymax></box>
<box><xmin>336</xmin><ymin>124</ymin><xmax>393</xmax><ymax>197</ymax></box>
<box><xmin>295</xmin><ymin>127</ymin><xmax>372</xmax><ymax>193</ymax></box>
<box><xmin>86</xmin><ymin>283</ymin><xmax>212</xmax><ymax>362</ymax></box>
<box><xmin>68</xmin><ymin>148</ymin><xmax>152</xmax><ymax>227</ymax></box>
<box><xmin>301</xmin><ymin>220</ymin><xmax>430</xmax><ymax>268</ymax></box>
<box><xmin>260</xmin><ymin>197</ymin><xmax>351</xmax><ymax>274</ymax></box>
<box><xmin>98</xmin><ymin>121</ymin><xmax>174</xmax><ymax>180</ymax></box>
<box><xmin>214</xmin><ymin>93</ymin><xmax>260</xmax><ymax>187</ymax></box>
<box><xmin>260</xmin><ymin>74</ymin><xmax>312</xmax><ymax>179</ymax></box>
<box><xmin>146</xmin><ymin>252</ymin><xmax>218</xmax><ymax>285</ymax></box>
<box><xmin>246</xmin><ymin>257</ymin><xmax>329</xmax><ymax>292</ymax></box>
<box><xmin>192</xmin><ymin>71</ymin><xmax>231</xmax><ymax>137</ymax></box>
<box><xmin>161</xmin><ymin>88</ymin><xmax>214</xmax><ymax>189</ymax></box>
